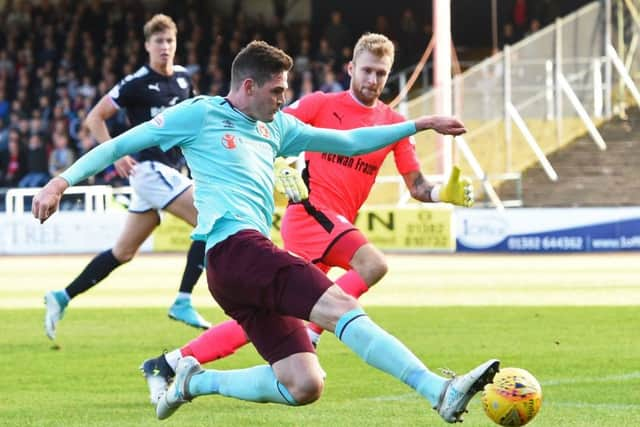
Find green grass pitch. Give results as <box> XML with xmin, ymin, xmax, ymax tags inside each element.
<box><xmin>1</xmin><ymin>253</ymin><xmax>639</xmax><ymax>426</ymax></box>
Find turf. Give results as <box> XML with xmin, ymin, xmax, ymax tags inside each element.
<box><xmin>1</xmin><ymin>305</ymin><xmax>639</xmax><ymax>426</ymax></box>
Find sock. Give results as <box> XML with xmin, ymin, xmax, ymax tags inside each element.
<box><xmin>335</xmin><ymin>270</ymin><xmax>370</xmax><ymax>298</ymax></box>
<box><xmin>65</xmin><ymin>250</ymin><xmax>121</xmax><ymax>299</ymax></box>
<box><xmin>56</xmin><ymin>290</ymin><xmax>70</xmax><ymax>304</ymax></box>
<box><xmin>179</xmin><ymin>240</ymin><xmax>205</xmax><ymax>293</ymax></box>
<box><xmin>335</xmin><ymin>308</ymin><xmax>447</xmax><ymax>406</ymax></box>
<box><xmin>188</xmin><ymin>365</ymin><xmax>298</xmax><ymax>405</ymax></box>
<box><xmin>164</xmin><ymin>349</ymin><xmax>183</xmax><ymax>372</ymax></box>
<box><xmin>175</xmin><ymin>292</ymin><xmax>191</xmax><ymax>302</ymax></box>
<box><xmin>308</xmin><ymin>270</ymin><xmax>370</xmax><ymax>339</ymax></box>
<box><xmin>307</xmin><ymin>327</ymin><xmax>321</xmax><ymax>345</ymax></box>
<box><xmin>180</xmin><ymin>319</ymin><xmax>249</xmax><ymax>364</ymax></box>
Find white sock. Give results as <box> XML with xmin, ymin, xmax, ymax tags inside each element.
<box><xmin>307</xmin><ymin>328</ymin><xmax>321</xmax><ymax>346</ymax></box>
<box><xmin>176</xmin><ymin>292</ymin><xmax>192</xmax><ymax>301</ymax></box>
<box><xmin>164</xmin><ymin>349</ymin><xmax>183</xmax><ymax>372</ymax></box>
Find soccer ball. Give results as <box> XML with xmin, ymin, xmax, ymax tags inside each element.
<box><xmin>481</xmin><ymin>367</ymin><xmax>542</xmax><ymax>426</ymax></box>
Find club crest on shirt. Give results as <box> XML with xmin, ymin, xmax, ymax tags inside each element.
<box><xmin>221</xmin><ymin>133</ymin><xmax>238</xmax><ymax>149</ymax></box>
<box><xmin>151</xmin><ymin>113</ymin><xmax>165</xmax><ymax>128</ymax></box>
<box><xmin>256</xmin><ymin>122</ymin><xmax>270</xmax><ymax>139</ymax></box>
<box><xmin>177</xmin><ymin>77</ymin><xmax>188</xmax><ymax>89</ymax></box>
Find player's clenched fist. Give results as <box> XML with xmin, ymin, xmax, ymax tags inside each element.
<box><xmin>414</xmin><ymin>115</ymin><xmax>466</xmax><ymax>136</ymax></box>
<box><xmin>434</xmin><ymin>166</ymin><xmax>474</xmax><ymax>207</ymax></box>
<box><xmin>32</xmin><ymin>177</ymin><xmax>69</xmax><ymax>223</ymax></box>
<box><xmin>274</xmin><ymin>157</ymin><xmax>308</xmax><ymax>203</ymax></box>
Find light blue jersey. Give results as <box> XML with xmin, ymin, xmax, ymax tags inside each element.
<box><xmin>61</xmin><ymin>95</ymin><xmax>416</xmax><ymax>250</ymax></box>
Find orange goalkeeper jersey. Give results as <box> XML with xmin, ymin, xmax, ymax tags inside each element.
<box><xmin>283</xmin><ymin>90</ymin><xmax>420</xmax><ymax>221</ymax></box>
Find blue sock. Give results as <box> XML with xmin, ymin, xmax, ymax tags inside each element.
<box><xmin>188</xmin><ymin>365</ymin><xmax>299</xmax><ymax>406</ymax></box>
<box><xmin>335</xmin><ymin>308</ymin><xmax>447</xmax><ymax>406</ymax></box>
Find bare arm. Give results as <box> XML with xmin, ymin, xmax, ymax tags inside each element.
<box><xmin>402</xmin><ymin>170</ymin><xmax>437</xmax><ymax>202</ymax></box>
<box><xmin>85</xmin><ymin>95</ymin><xmax>137</xmax><ymax>176</ymax></box>
<box><xmin>85</xmin><ymin>95</ymin><xmax>118</xmax><ymax>142</ymax></box>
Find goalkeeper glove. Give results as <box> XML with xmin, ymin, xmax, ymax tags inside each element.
<box><xmin>274</xmin><ymin>157</ymin><xmax>308</xmax><ymax>203</ymax></box>
<box><xmin>432</xmin><ymin>166</ymin><xmax>474</xmax><ymax>207</ymax></box>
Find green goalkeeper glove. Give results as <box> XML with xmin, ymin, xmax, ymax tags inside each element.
<box><xmin>433</xmin><ymin>166</ymin><xmax>474</xmax><ymax>207</ymax></box>
<box><xmin>274</xmin><ymin>157</ymin><xmax>308</xmax><ymax>203</ymax></box>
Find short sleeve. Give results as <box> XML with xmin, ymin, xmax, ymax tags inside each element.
<box><xmin>107</xmin><ymin>76</ymin><xmax>136</xmax><ymax>109</ymax></box>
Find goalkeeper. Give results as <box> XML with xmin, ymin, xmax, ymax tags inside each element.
<box><xmin>141</xmin><ymin>33</ymin><xmax>473</xmax><ymax>404</ymax></box>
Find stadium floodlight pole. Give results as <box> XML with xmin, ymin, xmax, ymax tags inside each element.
<box><xmin>433</xmin><ymin>0</ymin><xmax>453</xmax><ymax>176</ymax></box>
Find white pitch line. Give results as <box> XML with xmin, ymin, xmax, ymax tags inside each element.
<box><xmin>356</xmin><ymin>372</ymin><xmax>640</xmax><ymax>403</ymax></box>
<box><xmin>542</xmin><ymin>371</ymin><xmax>640</xmax><ymax>386</ymax></box>
<box><xmin>548</xmin><ymin>402</ymin><xmax>640</xmax><ymax>410</ymax></box>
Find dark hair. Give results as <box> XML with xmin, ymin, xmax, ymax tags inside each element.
<box><xmin>230</xmin><ymin>41</ymin><xmax>293</xmax><ymax>89</ymax></box>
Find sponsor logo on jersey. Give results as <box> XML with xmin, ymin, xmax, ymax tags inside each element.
<box><xmin>221</xmin><ymin>133</ymin><xmax>237</xmax><ymax>149</ymax></box>
<box><xmin>177</xmin><ymin>77</ymin><xmax>188</xmax><ymax>89</ymax></box>
<box><xmin>148</xmin><ymin>83</ymin><xmax>160</xmax><ymax>92</ymax></box>
<box><xmin>256</xmin><ymin>122</ymin><xmax>270</xmax><ymax>139</ymax></box>
<box><xmin>151</xmin><ymin>113</ymin><xmax>165</xmax><ymax>128</ymax></box>
<box><xmin>222</xmin><ymin>119</ymin><xmax>234</xmax><ymax>128</ymax></box>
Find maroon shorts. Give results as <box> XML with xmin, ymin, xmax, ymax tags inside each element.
<box><xmin>206</xmin><ymin>229</ymin><xmax>334</xmax><ymax>364</ymax></box>
<box><xmin>281</xmin><ymin>202</ymin><xmax>369</xmax><ymax>273</ymax></box>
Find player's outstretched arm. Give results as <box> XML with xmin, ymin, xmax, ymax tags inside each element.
<box><xmin>273</xmin><ymin>157</ymin><xmax>308</xmax><ymax>203</ymax></box>
<box><xmin>282</xmin><ymin>114</ymin><xmax>466</xmax><ymax>159</ymax></box>
<box><xmin>413</xmin><ymin>115</ymin><xmax>466</xmax><ymax>136</ymax></box>
<box><xmin>32</xmin><ymin>124</ymin><xmax>158</xmax><ymax>223</ymax></box>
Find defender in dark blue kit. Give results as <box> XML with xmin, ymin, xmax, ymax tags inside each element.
<box><xmin>44</xmin><ymin>14</ymin><xmax>211</xmax><ymax>340</ymax></box>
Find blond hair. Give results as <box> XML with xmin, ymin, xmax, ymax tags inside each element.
<box><xmin>143</xmin><ymin>14</ymin><xmax>177</xmax><ymax>40</ymax></box>
<box><xmin>353</xmin><ymin>33</ymin><xmax>395</xmax><ymax>63</ymax></box>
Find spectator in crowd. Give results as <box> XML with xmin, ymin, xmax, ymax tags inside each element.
<box><xmin>512</xmin><ymin>0</ymin><xmax>529</xmax><ymax>39</ymax></box>
<box><xmin>2</xmin><ymin>129</ymin><xmax>26</xmax><ymax>187</ymax></box>
<box><xmin>1</xmin><ymin>129</ymin><xmax>25</xmax><ymax>187</ymax></box>
<box><xmin>0</xmin><ymin>88</ymin><xmax>9</xmax><ymax>122</ymax></box>
<box><xmin>501</xmin><ymin>22</ymin><xmax>518</xmax><ymax>47</ymax></box>
<box><xmin>319</xmin><ymin>67</ymin><xmax>343</xmax><ymax>93</ymax></box>
<box><xmin>525</xmin><ymin>18</ymin><xmax>541</xmax><ymax>37</ymax></box>
<box><xmin>0</xmin><ymin>117</ymin><xmax>9</xmax><ymax>152</ymax></box>
<box><xmin>18</xmin><ymin>133</ymin><xmax>49</xmax><ymax>188</ymax></box>
<box><xmin>48</xmin><ymin>132</ymin><xmax>74</xmax><ymax>178</ymax></box>
<box><xmin>324</xmin><ymin>10</ymin><xmax>351</xmax><ymax>55</ymax></box>
<box><xmin>398</xmin><ymin>8</ymin><xmax>421</xmax><ymax>68</ymax></box>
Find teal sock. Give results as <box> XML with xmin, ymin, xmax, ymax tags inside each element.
<box><xmin>335</xmin><ymin>308</ymin><xmax>447</xmax><ymax>406</ymax></box>
<box><xmin>54</xmin><ymin>290</ymin><xmax>70</xmax><ymax>306</ymax></box>
<box><xmin>188</xmin><ymin>365</ymin><xmax>298</xmax><ymax>405</ymax></box>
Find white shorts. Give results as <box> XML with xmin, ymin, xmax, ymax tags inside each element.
<box><xmin>127</xmin><ymin>161</ymin><xmax>192</xmax><ymax>213</ymax></box>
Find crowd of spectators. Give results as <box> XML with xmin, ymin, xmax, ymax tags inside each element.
<box><xmin>0</xmin><ymin>0</ymin><xmax>565</xmax><ymax>190</ymax></box>
<box><xmin>500</xmin><ymin>0</ymin><xmax>561</xmax><ymax>48</ymax></box>
<box><xmin>0</xmin><ymin>0</ymin><xmax>434</xmax><ymax>189</ymax></box>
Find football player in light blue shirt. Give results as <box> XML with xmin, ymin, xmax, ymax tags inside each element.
<box><xmin>33</xmin><ymin>41</ymin><xmax>498</xmax><ymax>424</ymax></box>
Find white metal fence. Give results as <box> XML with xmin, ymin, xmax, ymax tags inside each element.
<box><xmin>388</xmin><ymin>0</ymin><xmax>640</xmax><ymax>208</ymax></box>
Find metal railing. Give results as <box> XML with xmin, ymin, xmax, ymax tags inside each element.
<box><xmin>382</xmin><ymin>0</ymin><xmax>640</xmax><ymax>208</ymax></box>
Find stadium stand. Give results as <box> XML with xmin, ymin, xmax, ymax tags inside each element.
<box><xmin>0</xmin><ymin>0</ymin><xmax>608</xmax><ymax>212</ymax></box>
